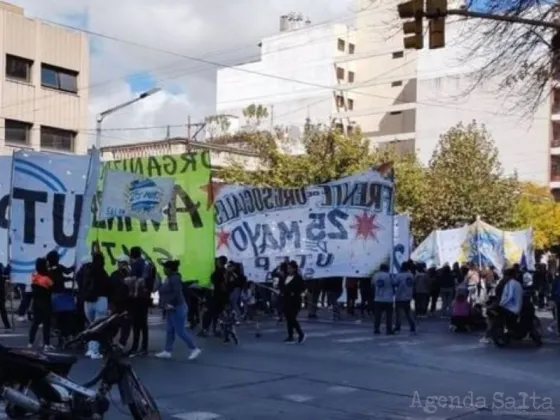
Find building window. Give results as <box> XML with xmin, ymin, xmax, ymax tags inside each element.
<box><xmin>392</xmin><ymin>51</ymin><xmax>404</xmax><ymax>59</ymax></box>
<box><xmin>335</xmin><ymin>95</ymin><xmax>344</xmax><ymax>107</ymax></box>
<box><xmin>348</xmin><ymin>71</ymin><xmax>355</xmax><ymax>83</ymax></box>
<box><xmin>336</xmin><ymin>67</ymin><xmax>345</xmax><ymax>80</ymax></box>
<box><xmin>348</xmin><ymin>98</ymin><xmax>354</xmax><ymax>110</ymax></box>
<box><xmin>390</xmin><ymin>111</ymin><xmax>402</xmax><ymax>115</ymax></box>
<box><xmin>348</xmin><ymin>43</ymin><xmax>355</xmax><ymax>54</ymax></box>
<box><xmin>6</xmin><ymin>55</ymin><xmax>32</xmax><ymax>82</ymax></box>
<box><xmin>40</xmin><ymin>126</ymin><xmax>75</xmax><ymax>151</ymax></box>
<box><xmin>391</xmin><ymin>80</ymin><xmax>403</xmax><ymax>87</ymax></box>
<box><xmin>552</xmin><ymin>156</ymin><xmax>560</xmax><ymax>181</ymax></box>
<box><xmin>337</xmin><ymin>38</ymin><xmax>345</xmax><ymax>51</ymax></box>
<box><xmin>5</xmin><ymin>119</ymin><xmax>31</xmax><ymax>145</ymax></box>
<box><xmin>335</xmin><ymin>123</ymin><xmax>344</xmax><ymax>132</ymax></box>
<box><xmin>41</xmin><ymin>64</ymin><xmax>78</xmax><ymax>93</ymax></box>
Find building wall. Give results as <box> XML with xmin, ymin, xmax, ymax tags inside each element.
<box><xmin>216</xmin><ymin>22</ymin><xmax>355</xmax><ymax>138</ymax></box>
<box><xmin>350</xmin><ymin>0</ymin><xmax>417</xmax><ymax>143</ymax></box>
<box><xmin>415</xmin><ymin>18</ymin><xmax>550</xmax><ymax>184</ymax></box>
<box><xmin>0</xmin><ymin>2</ymin><xmax>89</xmax><ymax>155</ymax></box>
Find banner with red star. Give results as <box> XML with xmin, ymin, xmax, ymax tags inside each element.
<box><xmin>211</xmin><ymin>168</ymin><xmax>399</xmax><ymax>282</ymax></box>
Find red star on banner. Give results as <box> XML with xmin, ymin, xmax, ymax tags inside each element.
<box><xmin>200</xmin><ymin>179</ymin><xmax>226</xmax><ymax>210</ymax></box>
<box><xmin>351</xmin><ymin>211</ymin><xmax>381</xmax><ymax>241</ymax></box>
<box><xmin>216</xmin><ymin>228</ymin><xmax>230</xmax><ymax>249</ymax></box>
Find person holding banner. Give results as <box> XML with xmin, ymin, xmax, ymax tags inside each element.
<box><xmin>278</xmin><ymin>261</ymin><xmax>306</xmax><ymax>344</ymax></box>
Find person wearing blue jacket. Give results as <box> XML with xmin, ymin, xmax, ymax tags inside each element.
<box><xmin>372</xmin><ymin>263</ymin><xmax>394</xmax><ymax>335</ymax></box>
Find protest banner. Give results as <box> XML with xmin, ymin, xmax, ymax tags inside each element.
<box><xmin>8</xmin><ymin>150</ymin><xmax>94</xmax><ymax>283</ymax></box>
<box><xmin>392</xmin><ymin>213</ymin><xmax>411</xmax><ymax>273</ymax></box>
<box><xmin>215</xmin><ymin>169</ymin><xmax>394</xmax><ymax>282</ymax></box>
<box><xmin>0</xmin><ymin>156</ymin><xmax>11</xmax><ymax>266</ymax></box>
<box><xmin>88</xmin><ymin>152</ymin><xmax>214</xmax><ymax>286</ymax></box>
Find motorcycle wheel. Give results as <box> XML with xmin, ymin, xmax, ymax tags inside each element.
<box><xmin>125</xmin><ymin>372</ymin><xmax>161</xmax><ymax>420</ymax></box>
<box><xmin>530</xmin><ymin>319</ymin><xmax>543</xmax><ymax>347</ymax></box>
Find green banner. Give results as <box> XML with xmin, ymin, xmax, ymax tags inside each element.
<box><xmin>88</xmin><ymin>152</ymin><xmax>215</xmax><ymax>286</ymax></box>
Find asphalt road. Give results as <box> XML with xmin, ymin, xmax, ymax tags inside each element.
<box><xmin>1</xmin><ymin>312</ymin><xmax>559</xmax><ymax>420</ymax></box>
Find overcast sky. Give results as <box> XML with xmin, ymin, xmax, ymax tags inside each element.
<box><xmin>11</xmin><ymin>0</ymin><xmax>356</xmax><ymax>146</ymax></box>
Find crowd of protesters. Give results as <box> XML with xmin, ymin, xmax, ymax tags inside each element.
<box><xmin>1</xmin><ymin>246</ymin><xmax>558</xmax><ymax>359</ymax></box>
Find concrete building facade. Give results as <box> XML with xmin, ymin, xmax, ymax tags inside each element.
<box><xmin>216</xmin><ymin>13</ymin><xmax>357</xmax><ymax>150</ymax></box>
<box><xmin>0</xmin><ymin>1</ymin><xmax>89</xmax><ymax>155</ymax></box>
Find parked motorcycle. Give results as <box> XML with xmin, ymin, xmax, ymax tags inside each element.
<box><xmin>0</xmin><ymin>312</ymin><xmax>160</xmax><ymax>419</ymax></box>
<box><xmin>488</xmin><ymin>292</ymin><xmax>543</xmax><ymax>347</ymax></box>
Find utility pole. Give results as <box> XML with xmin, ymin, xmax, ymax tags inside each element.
<box><xmin>397</xmin><ymin>0</ymin><xmax>560</xmax><ymax>51</ymax></box>
<box><xmin>187</xmin><ymin>115</ymin><xmax>191</xmax><ymax>139</ymax></box>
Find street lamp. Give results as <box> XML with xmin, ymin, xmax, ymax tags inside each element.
<box><xmin>95</xmin><ymin>87</ymin><xmax>162</xmax><ymax>149</ymax></box>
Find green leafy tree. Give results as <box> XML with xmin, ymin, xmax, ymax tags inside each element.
<box><xmin>511</xmin><ymin>182</ymin><xmax>560</xmax><ymax>250</ymax></box>
<box><xmin>422</xmin><ymin>121</ymin><xmax>519</xmax><ymax>235</ymax></box>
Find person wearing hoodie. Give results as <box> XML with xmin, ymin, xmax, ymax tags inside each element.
<box><xmin>28</xmin><ymin>258</ymin><xmax>53</xmax><ymax>349</ymax></box>
<box><xmin>413</xmin><ymin>264</ymin><xmax>430</xmax><ymax>317</ymax></box>
<box><xmin>156</xmin><ymin>259</ymin><xmax>201</xmax><ymax>360</ymax></box>
<box><xmin>80</xmin><ymin>252</ymin><xmax>111</xmax><ymax>359</ymax></box>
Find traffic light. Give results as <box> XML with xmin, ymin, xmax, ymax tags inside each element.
<box><xmin>398</xmin><ymin>0</ymin><xmax>424</xmax><ymax>50</ymax></box>
<box><xmin>429</xmin><ymin>18</ymin><xmax>445</xmax><ymax>49</ymax></box>
<box><xmin>426</xmin><ymin>0</ymin><xmax>446</xmax><ymax>48</ymax></box>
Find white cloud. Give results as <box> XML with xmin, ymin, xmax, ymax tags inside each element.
<box><xmin>10</xmin><ymin>0</ymin><xmax>355</xmax><ymax>146</ymax></box>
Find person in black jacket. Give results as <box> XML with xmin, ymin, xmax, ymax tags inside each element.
<box><xmin>81</xmin><ymin>252</ymin><xmax>111</xmax><ymax>359</ymax></box>
<box><xmin>279</xmin><ymin>260</ymin><xmax>306</xmax><ymax>344</ymax></box>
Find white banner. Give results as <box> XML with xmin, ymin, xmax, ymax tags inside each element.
<box><xmin>410</xmin><ymin>230</ymin><xmax>438</xmax><ymax>268</ymax></box>
<box><xmin>9</xmin><ymin>150</ymin><xmax>91</xmax><ymax>283</ymax></box>
<box><xmin>215</xmin><ymin>170</ymin><xmax>394</xmax><ymax>282</ymax></box>
<box><xmin>98</xmin><ymin>169</ymin><xmax>174</xmax><ymax>222</ymax></box>
<box><xmin>74</xmin><ymin>149</ymin><xmax>100</xmax><ymax>268</ymax></box>
<box><xmin>0</xmin><ymin>156</ymin><xmax>12</xmax><ymax>266</ymax></box>
<box><xmin>436</xmin><ymin>225</ymin><xmax>470</xmax><ymax>267</ymax></box>
<box><xmin>392</xmin><ymin>213</ymin><xmax>411</xmax><ymax>273</ymax></box>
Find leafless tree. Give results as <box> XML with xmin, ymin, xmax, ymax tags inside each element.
<box><xmin>461</xmin><ymin>0</ymin><xmax>560</xmax><ymax>115</ymax></box>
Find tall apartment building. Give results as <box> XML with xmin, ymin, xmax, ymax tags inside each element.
<box><xmin>216</xmin><ymin>1</ymin><xmax>553</xmax><ymax>186</ymax></box>
<box><xmin>0</xmin><ymin>1</ymin><xmax>89</xmax><ymax>155</ymax></box>
<box><xmin>216</xmin><ymin>13</ymin><xmax>357</xmax><ymax>150</ymax></box>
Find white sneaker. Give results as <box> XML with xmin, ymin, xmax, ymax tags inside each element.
<box><xmin>155</xmin><ymin>351</ymin><xmax>172</xmax><ymax>359</ymax></box>
<box><xmin>89</xmin><ymin>353</ymin><xmax>103</xmax><ymax>360</ymax></box>
<box><xmin>17</xmin><ymin>316</ymin><xmax>26</xmax><ymax>322</ymax></box>
<box><xmin>188</xmin><ymin>348</ymin><xmax>201</xmax><ymax>360</ymax></box>
<box><xmin>85</xmin><ymin>350</ymin><xmax>93</xmax><ymax>357</ymax></box>
<box><xmin>479</xmin><ymin>337</ymin><xmax>490</xmax><ymax>344</ymax></box>
<box><xmin>43</xmin><ymin>345</ymin><xmax>55</xmax><ymax>352</ymax></box>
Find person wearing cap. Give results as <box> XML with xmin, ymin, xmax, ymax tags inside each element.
<box><xmin>155</xmin><ymin>259</ymin><xmax>201</xmax><ymax>360</ymax></box>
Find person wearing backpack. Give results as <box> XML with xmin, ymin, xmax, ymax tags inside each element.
<box><xmin>80</xmin><ymin>252</ymin><xmax>110</xmax><ymax>359</ymax></box>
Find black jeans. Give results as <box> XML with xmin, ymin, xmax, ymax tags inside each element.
<box><xmin>29</xmin><ymin>305</ymin><xmax>51</xmax><ymax>346</ymax></box>
<box><xmin>203</xmin><ymin>294</ymin><xmax>226</xmax><ymax>333</ymax></box>
<box><xmin>283</xmin><ymin>299</ymin><xmax>303</xmax><ymax>339</ymax></box>
<box><xmin>130</xmin><ymin>299</ymin><xmax>149</xmax><ymax>352</ymax></box>
<box><xmin>0</xmin><ymin>298</ymin><xmax>10</xmax><ymax>328</ymax></box>
<box><xmin>394</xmin><ymin>300</ymin><xmax>415</xmax><ymax>332</ymax></box>
<box><xmin>374</xmin><ymin>301</ymin><xmax>393</xmax><ymax>333</ymax></box>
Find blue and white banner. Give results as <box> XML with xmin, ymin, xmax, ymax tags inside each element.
<box><xmin>74</xmin><ymin>149</ymin><xmax>101</xmax><ymax>269</ymax></box>
<box><xmin>9</xmin><ymin>150</ymin><xmax>92</xmax><ymax>283</ymax></box>
<box><xmin>0</xmin><ymin>156</ymin><xmax>12</xmax><ymax>266</ymax></box>
<box><xmin>392</xmin><ymin>213</ymin><xmax>411</xmax><ymax>273</ymax></box>
<box><xmin>215</xmin><ymin>169</ymin><xmax>394</xmax><ymax>282</ymax></box>
<box><xmin>98</xmin><ymin>169</ymin><xmax>174</xmax><ymax>222</ymax></box>
<box><xmin>411</xmin><ymin>219</ymin><xmax>534</xmax><ymax>271</ymax></box>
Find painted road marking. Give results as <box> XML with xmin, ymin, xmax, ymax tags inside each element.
<box><xmin>172</xmin><ymin>412</ymin><xmax>222</xmax><ymax>420</ymax></box>
<box><xmin>327</xmin><ymin>385</ymin><xmax>359</xmax><ymax>394</ymax></box>
<box><xmin>333</xmin><ymin>336</ymin><xmax>373</xmax><ymax>343</ymax></box>
<box><xmin>306</xmin><ymin>329</ymin><xmax>363</xmax><ymax>338</ymax></box>
<box><xmin>283</xmin><ymin>394</ymin><xmax>314</xmax><ymax>403</ymax></box>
